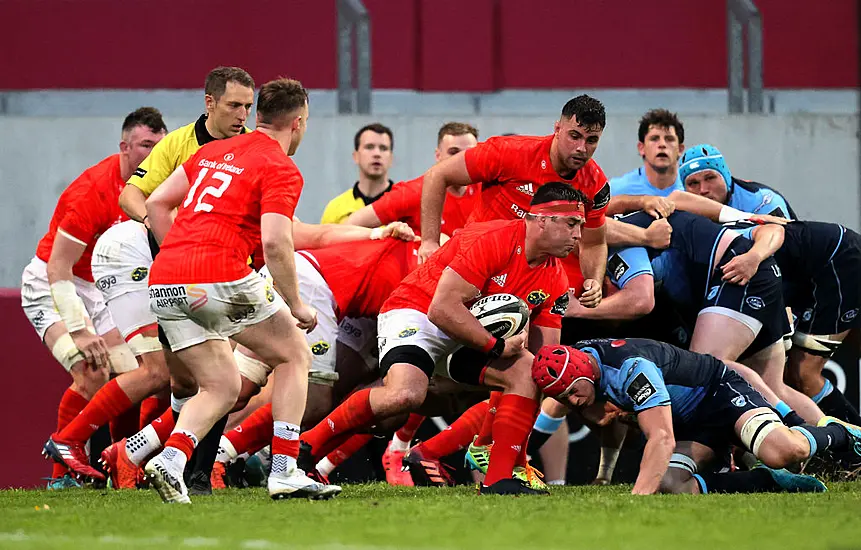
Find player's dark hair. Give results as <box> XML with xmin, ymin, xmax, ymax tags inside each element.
<box><xmin>354</xmin><ymin>123</ymin><xmax>394</xmax><ymax>151</ymax></box>
<box><xmin>531</xmin><ymin>182</ymin><xmax>588</xmax><ymax>206</ymax></box>
<box><xmin>205</xmin><ymin>66</ymin><xmax>255</xmax><ymax>99</ymax></box>
<box><xmin>560</xmin><ymin>95</ymin><xmax>606</xmax><ymax>131</ymax></box>
<box><xmin>437</xmin><ymin>122</ymin><xmax>478</xmax><ymax>144</ymax></box>
<box><xmin>256</xmin><ymin>78</ymin><xmax>309</xmax><ymax>127</ymax></box>
<box><xmin>638</xmin><ymin>108</ymin><xmax>685</xmax><ymax>144</ymax></box>
<box><xmin>121</xmin><ymin>107</ymin><xmax>167</xmax><ymax>135</ymax></box>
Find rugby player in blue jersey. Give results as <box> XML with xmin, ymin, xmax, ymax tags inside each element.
<box><xmin>533</xmin><ymin>339</ymin><xmax>861</xmax><ymax>494</ymax></box>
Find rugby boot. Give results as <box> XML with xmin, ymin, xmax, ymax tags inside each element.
<box><xmin>382</xmin><ymin>441</ymin><xmax>414</xmax><ymax>486</ymax></box>
<box><xmin>480</xmin><ymin>478</ymin><xmax>548</xmax><ymax>495</ymax></box>
<box><xmin>403</xmin><ymin>446</ymin><xmax>454</xmax><ymax>487</ymax></box>
<box><xmin>268</xmin><ymin>467</ymin><xmax>342</xmax><ymax>500</ymax></box>
<box><xmin>42</xmin><ymin>436</ymin><xmax>106</xmax><ymax>482</ymax></box>
<box><xmin>144</xmin><ymin>453</ymin><xmax>191</xmax><ymax>504</ymax></box>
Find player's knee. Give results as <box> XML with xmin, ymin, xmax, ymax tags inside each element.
<box><xmin>504</xmin><ymin>352</ymin><xmax>539</xmax><ymax>396</ymax></box>
<box><xmin>70</xmin><ymin>364</ymin><xmax>109</xmax><ymax>398</ymax></box>
<box><xmin>230</xmin><ymin>376</ymin><xmax>262</xmax><ymax>413</ymax></box>
<box><xmin>388</xmin><ymin>386</ymin><xmax>426</xmax><ymax>413</ymax></box>
<box><xmin>757</xmin><ymin>428</ymin><xmax>806</xmax><ymax>468</ymax></box>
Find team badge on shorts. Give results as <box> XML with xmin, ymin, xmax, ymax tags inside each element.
<box><xmin>745</xmin><ymin>296</ymin><xmax>765</xmax><ymax>310</ymax></box>
<box><xmin>310</xmin><ymin>341</ymin><xmax>330</xmax><ymax>356</ymax></box>
<box><xmin>732</xmin><ymin>395</ymin><xmax>747</xmax><ymax>407</ymax></box>
<box><xmin>707</xmin><ymin>286</ymin><xmax>719</xmax><ymax>300</ymax></box>
<box><xmin>398</xmin><ymin>327</ymin><xmax>418</xmax><ymax>338</ymax></box>
<box><xmin>527</xmin><ymin>289</ymin><xmax>549</xmax><ymax>306</ymax></box>
<box><xmin>265</xmin><ymin>283</ymin><xmax>275</xmax><ymax>303</ymax></box>
<box><xmin>130</xmin><ymin>267</ymin><xmax>148</xmax><ymax>281</ymax></box>
<box><xmin>802</xmin><ymin>309</ymin><xmax>813</xmax><ymax>322</ymax></box>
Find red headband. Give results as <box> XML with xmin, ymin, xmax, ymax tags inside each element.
<box><xmin>529</xmin><ymin>200</ymin><xmax>586</xmax><ymax>219</ymax></box>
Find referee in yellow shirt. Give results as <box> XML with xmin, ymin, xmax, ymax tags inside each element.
<box><xmin>119</xmin><ymin>66</ymin><xmax>255</xmax><ymax>223</ymax></box>
<box><xmin>320</xmin><ymin>123</ymin><xmax>395</xmax><ymax>224</ymax></box>
<box><xmin>117</xmin><ymin>65</ymin><xmax>254</xmax><ymax>496</ymax></box>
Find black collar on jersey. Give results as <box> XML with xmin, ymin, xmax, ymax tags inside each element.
<box><xmin>352</xmin><ymin>179</ymin><xmax>394</xmax><ymax>205</ymax></box>
<box><xmin>194</xmin><ymin>114</ymin><xmax>247</xmax><ymax>146</ymax></box>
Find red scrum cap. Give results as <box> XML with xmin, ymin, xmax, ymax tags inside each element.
<box><xmin>532</xmin><ymin>345</ymin><xmax>596</xmax><ymax>399</ymax></box>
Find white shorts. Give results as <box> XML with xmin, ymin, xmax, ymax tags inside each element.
<box><xmin>92</xmin><ymin>221</ymin><xmax>156</xmax><ymax>340</ymax></box>
<box><xmin>377</xmin><ymin>308</ymin><xmax>462</xmax><ymax>378</ymax></box>
<box><xmin>338</xmin><ymin>316</ymin><xmax>379</xmax><ymax>370</ymax></box>
<box><xmin>21</xmin><ymin>257</ymin><xmax>114</xmax><ymax>340</ymax></box>
<box><xmin>150</xmin><ymin>271</ymin><xmax>285</xmax><ymax>352</ymax></box>
<box><xmin>261</xmin><ymin>253</ymin><xmax>339</xmax><ymax>384</ymax></box>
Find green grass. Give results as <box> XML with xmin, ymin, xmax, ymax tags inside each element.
<box><xmin>1</xmin><ymin>482</ymin><xmax>860</xmax><ymax>550</ymax></box>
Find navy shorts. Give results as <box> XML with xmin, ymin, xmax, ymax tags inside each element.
<box><xmin>702</xmin><ymin>237</ymin><xmax>790</xmax><ymax>356</ymax></box>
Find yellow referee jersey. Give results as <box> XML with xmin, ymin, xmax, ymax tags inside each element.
<box><xmin>320</xmin><ymin>181</ymin><xmax>394</xmax><ymax>224</ymax></box>
<box><xmin>127</xmin><ymin>114</ymin><xmax>248</xmax><ymax>196</ymax></box>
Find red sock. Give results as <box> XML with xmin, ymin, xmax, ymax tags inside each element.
<box><xmin>483</xmin><ymin>394</ymin><xmax>539</xmax><ymax>486</ymax></box>
<box><xmin>58</xmin><ymin>379</ymin><xmax>133</xmax><ymax>443</ymax></box>
<box><xmin>52</xmin><ymin>387</ymin><xmax>89</xmax><ymax>477</ymax></box>
<box><xmin>110</xmin><ymin>403</ymin><xmax>141</xmax><ymax>442</ymax></box>
<box><xmin>395</xmin><ymin>413</ymin><xmax>425</xmax><ymax>443</ymax></box>
<box><xmin>326</xmin><ymin>434</ymin><xmax>373</xmax><ymax>467</ymax></box>
<box><xmin>475</xmin><ymin>392</ymin><xmax>502</xmax><ymax>446</ymax></box>
<box><xmin>164</xmin><ymin>431</ymin><xmax>196</xmax><ymax>461</ymax></box>
<box><xmin>150</xmin><ymin>408</ymin><xmax>176</xmax><ymax>443</ymax></box>
<box><xmin>139</xmin><ymin>396</ymin><xmax>168</xmax><ymax>430</ymax></box>
<box><xmin>225</xmin><ymin>403</ymin><xmax>274</xmax><ymax>456</ymax></box>
<box><xmin>420</xmin><ymin>400</ymin><xmax>489</xmax><ymax>459</ymax></box>
<box><xmin>301</xmin><ymin>388</ymin><xmax>375</xmax><ymax>458</ymax></box>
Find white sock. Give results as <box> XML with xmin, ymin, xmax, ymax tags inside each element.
<box><xmin>125</xmin><ymin>424</ymin><xmax>163</xmax><ymax>466</ymax></box>
<box><xmin>160</xmin><ymin>430</ymin><xmax>198</xmax><ymax>472</ymax></box>
<box><xmin>390</xmin><ymin>434</ymin><xmax>411</xmax><ymax>452</ymax></box>
<box><xmin>316</xmin><ymin>456</ymin><xmax>336</xmax><ymax>476</ymax></box>
<box><xmin>215</xmin><ymin>436</ymin><xmax>237</xmax><ymax>464</ymax></box>
<box><xmin>271</xmin><ymin>421</ymin><xmax>300</xmax><ymax>475</ymax></box>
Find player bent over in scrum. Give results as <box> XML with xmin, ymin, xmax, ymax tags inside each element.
<box><xmin>299</xmin><ymin>182</ymin><xmax>583</xmax><ymax>495</ymax></box>
<box><xmin>143</xmin><ymin>78</ymin><xmax>340</xmax><ymax>503</ymax></box>
<box><xmin>533</xmin><ymin>338</ymin><xmax>861</xmax><ymax>495</ymax></box>
<box><xmin>30</xmin><ymin>109</ymin><xmax>167</xmax><ymax>485</ymax></box>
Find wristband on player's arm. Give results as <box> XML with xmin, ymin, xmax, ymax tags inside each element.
<box><xmin>481</xmin><ymin>336</ymin><xmax>506</xmax><ymax>359</ymax></box>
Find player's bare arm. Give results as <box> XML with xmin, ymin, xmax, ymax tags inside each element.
<box><xmin>427</xmin><ymin>268</ymin><xmax>524</xmax><ymax>357</ymax></box>
<box><xmin>526</xmin><ymin>324</ymin><xmax>561</xmax><ymax>355</ymax></box>
<box><xmin>605</xmin><ymin>217</ymin><xmax>672</xmax><ymax>249</ymax></box>
<box><xmin>294</xmin><ymin>220</ymin><xmax>416</xmax><ymax>250</ymax></box>
<box><xmin>261</xmin><ymin>212</ymin><xmax>317</xmax><ymax>332</ymax></box>
<box><xmin>667</xmin><ymin>190</ymin><xmax>787</xmax><ymax>226</ymax></box>
<box><xmin>420</xmin><ymin>152</ymin><xmax>474</xmax><ymax>263</ymax></box>
<box><xmin>567</xmin><ymin>275</ymin><xmax>655</xmax><ymax>321</ymax></box>
<box><xmin>578</xmin><ymin>224</ymin><xmax>608</xmax><ymax>307</ymax></box>
<box><xmin>145</xmin><ymin>166</ymin><xmax>190</xmax><ymax>243</ymax></box>
<box><xmin>608</xmin><ymin>195</ymin><xmax>675</xmax><ymax>218</ymax></box>
<box><xmin>721</xmin><ymin>224</ymin><xmax>785</xmax><ymax>285</ymax></box>
<box><xmin>119</xmin><ymin>184</ymin><xmax>149</xmax><ymax>223</ymax></box>
<box><xmin>631</xmin><ymin>404</ymin><xmax>675</xmax><ymax>495</ymax></box>
<box><xmin>344</xmin><ymin>204</ymin><xmax>383</xmax><ymax>227</ymax></box>
<box><xmin>46</xmin><ymin>232</ymin><xmax>109</xmax><ymax>369</ymax></box>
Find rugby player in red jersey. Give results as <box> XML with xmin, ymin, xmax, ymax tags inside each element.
<box><xmin>26</xmin><ymin>108</ymin><xmax>167</xmax><ymax>485</ymax></box>
<box><xmin>142</xmin><ymin>78</ymin><xmax>340</xmax><ymax>503</ymax></box>
<box><xmin>299</xmin><ymin>182</ymin><xmax>587</xmax><ymax>495</ymax></box>
<box><xmin>419</xmin><ymin>95</ymin><xmax>610</xmax><ymax>308</ymax></box>
<box><xmin>346</xmin><ymin>122</ymin><xmax>480</xmax><ymax>236</ymax></box>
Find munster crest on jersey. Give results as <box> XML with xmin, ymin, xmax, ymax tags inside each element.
<box><xmin>527</xmin><ymin>289</ymin><xmax>549</xmax><ymax>306</ymax></box>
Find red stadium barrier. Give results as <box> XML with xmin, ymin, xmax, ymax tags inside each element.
<box><xmin>0</xmin><ymin>0</ymin><xmax>856</xmax><ymax>90</ymax></box>
<box><xmin>0</xmin><ymin>289</ymin><xmax>70</xmax><ymax>488</ymax></box>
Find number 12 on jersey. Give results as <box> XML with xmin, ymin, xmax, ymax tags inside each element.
<box><xmin>184</xmin><ymin>168</ymin><xmax>233</xmax><ymax>213</ymax></box>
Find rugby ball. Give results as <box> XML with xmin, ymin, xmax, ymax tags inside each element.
<box><xmin>469</xmin><ymin>293</ymin><xmax>530</xmax><ymax>339</ymax></box>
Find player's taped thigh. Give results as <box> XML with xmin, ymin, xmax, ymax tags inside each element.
<box><xmin>309</xmin><ymin>370</ymin><xmax>339</xmax><ymax>387</ymax></box>
<box><xmin>739</xmin><ymin>409</ymin><xmax>782</xmax><ymax>455</ymax></box>
<box><xmin>51</xmin><ymin>333</ymin><xmax>86</xmax><ymax>372</ymax></box>
<box><xmin>109</xmin><ymin>343</ymin><xmax>139</xmax><ymax>374</ymax></box>
<box><xmin>380</xmin><ymin>345</ymin><xmax>434</xmax><ymax>379</ymax></box>
<box><xmin>128</xmin><ymin>333</ymin><xmax>163</xmax><ymax>356</ymax></box>
<box><xmin>791</xmin><ymin>332</ymin><xmax>843</xmax><ymax>357</ymax></box>
<box><xmin>234</xmin><ymin>349</ymin><xmax>272</xmax><ymax>387</ymax></box>
<box><xmin>668</xmin><ymin>453</ymin><xmax>698</xmax><ymax>475</ymax></box>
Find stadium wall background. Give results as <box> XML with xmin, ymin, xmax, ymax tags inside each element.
<box><xmin>0</xmin><ymin>289</ymin><xmax>859</xmax><ymax>488</ymax></box>
<box><xmin>1</xmin><ymin>114</ymin><xmax>858</xmax><ymax>287</ymax></box>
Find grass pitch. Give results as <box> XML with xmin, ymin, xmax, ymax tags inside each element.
<box><xmin>1</xmin><ymin>482</ymin><xmax>860</xmax><ymax>550</ymax></box>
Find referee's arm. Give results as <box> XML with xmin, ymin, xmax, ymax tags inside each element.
<box><xmin>120</xmin><ymin>137</ymin><xmax>176</xmax><ymax>222</ymax></box>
